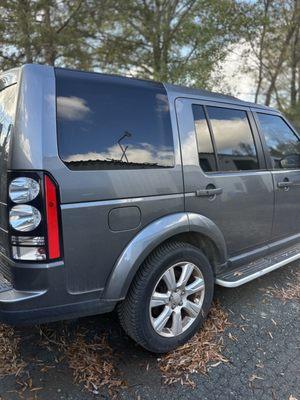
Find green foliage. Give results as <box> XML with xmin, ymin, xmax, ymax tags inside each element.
<box><xmin>243</xmin><ymin>0</ymin><xmax>300</xmax><ymax>113</ymax></box>
<box><xmin>0</xmin><ymin>0</ymin><xmax>259</xmax><ymax>89</ymax></box>
<box><xmin>0</xmin><ymin>0</ymin><xmax>98</xmax><ymax>69</ymax></box>
<box><xmin>94</xmin><ymin>0</ymin><xmax>255</xmax><ymax>88</ymax></box>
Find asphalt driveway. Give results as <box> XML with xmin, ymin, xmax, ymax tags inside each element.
<box><xmin>0</xmin><ymin>263</ymin><xmax>299</xmax><ymax>400</ymax></box>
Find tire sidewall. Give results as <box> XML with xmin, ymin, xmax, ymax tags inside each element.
<box><xmin>137</xmin><ymin>244</ymin><xmax>214</xmax><ymax>353</ymax></box>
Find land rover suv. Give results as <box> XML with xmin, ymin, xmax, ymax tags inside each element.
<box><xmin>0</xmin><ymin>64</ymin><xmax>299</xmax><ymax>353</ymax></box>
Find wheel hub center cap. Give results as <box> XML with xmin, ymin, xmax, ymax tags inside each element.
<box><xmin>171</xmin><ymin>292</ymin><xmax>181</xmax><ymax>306</ymax></box>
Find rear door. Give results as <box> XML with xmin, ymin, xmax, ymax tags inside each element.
<box><xmin>176</xmin><ymin>98</ymin><xmax>274</xmax><ymax>258</ymax></box>
<box><xmin>254</xmin><ymin>111</ymin><xmax>300</xmax><ymax>242</ymax></box>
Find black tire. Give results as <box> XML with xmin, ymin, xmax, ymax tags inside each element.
<box><xmin>118</xmin><ymin>241</ymin><xmax>214</xmax><ymax>353</ymax></box>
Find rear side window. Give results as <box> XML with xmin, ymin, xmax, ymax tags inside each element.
<box><xmin>257</xmin><ymin>113</ymin><xmax>300</xmax><ymax>169</ymax></box>
<box><xmin>56</xmin><ymin>69</ymin><xmax>174</xmax><ymax>170</ymax></box>
<box><xmin>0</xmin><ymin>84</ymin><xmax>17</xmax><ymax>202</ymax></box>
<box><xmin>207</xmin><ymin>107</ymin><xmax>259</xmax><ymax>172</ymax></box>
<box><xmin>0</xmin><ymin>84</ymin><xmax>16</xmax><ymax>146</ymax></box>
<box><xmin>192</xmin><ymin>105</ymin><xmax>217</xmax><ymax>172</ymax></box>
<box><xmin>192</xmin><ymin>104</ymin><xmax>259</xmax><ymax>173</ymax></box>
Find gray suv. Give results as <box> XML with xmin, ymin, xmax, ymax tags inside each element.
<box><xmin>0</xmin><ymin>64</ymin><xmax>299</xmax><ymax>353</ymax></box>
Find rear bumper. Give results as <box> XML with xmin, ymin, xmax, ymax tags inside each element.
<box><xmin>0</xmin><ymin>254</ymin><xmax>117</xmax><ymax>325</ymax></box>
<box><xmin>0</xmin><ymin>291</ymin><xmax>116</xmax><ymax>325</ymax></box>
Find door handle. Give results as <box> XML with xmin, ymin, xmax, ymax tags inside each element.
<box><xmin>196</xmin><ymin>187</ymin><xmax>223</xmax><ymax>197</ymax></box>
<box><xmin>277</xmin><ymin>180</ymin><xmax>294</xmax><ymax>189</ymax></box>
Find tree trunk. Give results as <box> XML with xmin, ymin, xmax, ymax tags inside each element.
<box><xmin>265</xmin><ymin>27</ymin><xmax>298</xmax><ymax>105</ymax></box>
<box><xmin>298</xmin><ymin>63</ymin><xmax>300</xmax><ymax>103</ymax></box>
<box><xmin>291</xmin><ymin>20</ymin><xmax>300</xmax><ymax>107</ymax></box>
<box><xmin>255</xmin><ymin>0</ymin><xmax>271</xmax><ymax>103</ymax></box>
<box><xmin>44</xmin><ymin>4</ymin><xmax>56</xmax><ymax>65</ymax></box>
<box><xmin>265</xmin><ymin>0</ymin><xmax>300</xmax><ymax>106</ymax></box>
<box><xmin>18</xmin><ymin>0</ymin><xmax>33</xmax><ymax>63</ymax></box>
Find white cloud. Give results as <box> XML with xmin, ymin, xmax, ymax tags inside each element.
<box><xmin>65</xmin><ymin>143</ymin><xmax>174</xmax><ymax>166</ymax></box>
<box><xmin>212</xmin><ymin>41</ymin><xmax>257</xmax><ymax>102</ymax></box>
<box><xmin>57</xmin><ymin>96</ymin><xmax>91</xmax><ymax>121</ymax></box>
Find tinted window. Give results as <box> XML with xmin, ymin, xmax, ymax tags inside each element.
<box><xmin>0</xmin><ymin>84</ymin><xmax>16</xmax><ymax>200</ymax></box>
<box><xmin>207</xmin><ymin>107</ymin><xmax>259</xmax><ymax>171</ymax></box>
<box><xmin>192</xmin><ymin>105</ymin><xmax>217</xmax><ymax>172</ymax></box>
<box><xmin>56</xmin><ymin>69</ymin><xmax>174</xmax><ymax>170</ymax></box>
<box><xmin>257</xmin><ymin>113</ymin><xmax>300</xmax><ymax>169</ymax></box>
<box><xmin>0</xmin><ymin>85</ymin><xmax>15</xmax><ymax>148</ymax></box>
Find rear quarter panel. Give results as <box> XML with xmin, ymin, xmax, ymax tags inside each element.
<box><xmin>15</xmin><ymin>67</ymin><xmax>184</xmax><ymax>294</ymax></box>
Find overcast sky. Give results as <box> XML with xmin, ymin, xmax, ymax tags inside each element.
<box><xmin>215</xmin><ymin>42</ymin><xmax>257</xmax><ymax>103</ymax></box>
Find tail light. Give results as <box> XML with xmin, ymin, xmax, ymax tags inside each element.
<box><xmin>44</xmin><ymin>175</ymin><xmax>60</xmax><ymax>259</ymax></box>
<box><xmin>8</xmin><ymin>171</ymin><xmax>61</xmax><ymax>262</ymax></box>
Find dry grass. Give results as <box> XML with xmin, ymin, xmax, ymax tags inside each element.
<box><xmin>264</xmin><ymin>270</ymin><xmax>300</xmax><ymax>303</ymax></box>
<box><xmin>0</xmin><ymin>324</ymin><xmax>26</xmax><ymax>377</ymax></box>
<box><xmin>158</xmin><ymin>301</ymin><xmax>231</xmax><ymax>387</ymax></box>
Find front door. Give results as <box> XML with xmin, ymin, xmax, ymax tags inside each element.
<box><xmin>176</xmin><ymin>98</ymin><xmax>274</xmax><ymax>258</ymax></box>
<box><xmin>254</xmin><ymin>111</ymin><xmax>300</xmax><ymax>242</ymax></box>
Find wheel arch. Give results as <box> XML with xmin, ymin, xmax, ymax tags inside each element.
<box><xmin>102</xmin><ymin>212</ymin><xmax>227</xmax><ymax>301</ymax></box>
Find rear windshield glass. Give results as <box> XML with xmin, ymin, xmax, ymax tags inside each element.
<box><xmin>55</xmin><ymin>69</ymin><xmax>174</xmax><ymax>170</ymax></box>
<box><xmin>0</xmin><ymin>84</ymin><xmax>17</xmax><ymax>162</ymax></box>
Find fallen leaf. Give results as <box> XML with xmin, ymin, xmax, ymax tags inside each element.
<box><xmin>268</xmin><ymin>331</ymin><xmax>273</xmax><ymax>339</ymax></box>
<box><xmin>234</xmin><ymin>271</ymin><xmax>243</xmax><ymax>277</ymax></box>
<box><xmin>158</xmin><ymin>301</ymin><xmax>231</xmax><ymax>387</ymax></box>
<box><xmin>249</xmin><ymin>374</ymin><xmax>264</xmax><ymax>382</ymax></box>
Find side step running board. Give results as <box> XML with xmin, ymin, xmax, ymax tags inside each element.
<box><xmin>216</xmin><ymin>244</ymin><xmax>300</xmax><ymax>288</ymax></box>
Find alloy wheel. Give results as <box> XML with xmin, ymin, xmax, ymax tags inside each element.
<box><xmin>149</xmin><ymin>261</ymin><xmax>205</xmax><ymax>338</ymax></box>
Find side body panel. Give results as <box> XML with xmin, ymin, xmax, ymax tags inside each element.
<box><xmin>174</xmin><ymin>95</ymin><xmax>274</xmax><ymax>258</ymax></box>
<box><xmin>103</xmin><ymin>211</ymin><xmax>227</xmax><ymax>300</ymax></box>
<box><xmin>61</xmin><ymin>195</ymin><xmax>184</xmax><ymax>293</ymax></box>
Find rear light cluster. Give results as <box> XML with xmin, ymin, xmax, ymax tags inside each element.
<box><xmin>8</xmin><ymin>172</ymin><xmax>61</xmax><ymax>262</ymax></box>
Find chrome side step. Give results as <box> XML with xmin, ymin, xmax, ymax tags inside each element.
<box><xmin>216</xmin><ymin>244</ymin><xmax>300</xmax><ymax>288</ymax></box>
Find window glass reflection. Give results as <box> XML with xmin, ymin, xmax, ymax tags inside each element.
<box><xmin>56</xmin><ymin>70</ymin><xmax>175</xmax><ymax>170</ymax></box>
<box><xmin>257</xmin><ymin>113</ymin><xmax>300</xmax><ymax>169</ymax></box>
<box><xmin>207</xmin><ymin>107</ymin><xmax>259</xmax><ymax>171</ymax></box>
<box><xmin>0</xmin><ymin>84</ymin><xmax>16</xmax><ymax>200</ymax></box>
<box><xmin>0</xmin><ymin>85</ymin><xmax>16</xmax><ymax>160</ymax></box>
<box><xmin>192</xmin><ymin>105</ymin><xmax>217</xmax><ymax>172</ymax></box>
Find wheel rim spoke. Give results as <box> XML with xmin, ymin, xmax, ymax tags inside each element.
<box><xmin>153</xmin><ymin>306</ymin><xmax>172</xmax><ymax>333</ymax></box>
<box><xmin>171</xmin><ymin>309</ymin><xmax>183</xmax><ymax>336</ymax></box>
<box><xmin>183</xmin><ymin>300</ymin><xmax>201</xmax><ymax>318</ymax></box>
<box><xmin>149</xmin><ymin>261</ymin><xmax>206</xmax><ymax>338</ymax></box>
<box><xmin>162</xmin><ymin>267</ymin><xmax>176</xmax><ymax>291</ymax></box>
<box><xmin>185</xmin><ymin>277</ymin><xmax>205</xmax><ymax>295</ymax></box>
<box><xmin>177</xmin><ymin>263</ymin><xmax>194</xmax><ymax>288</ymax></box>
<box><xmin>150</xmin><ymin>291</ymin><xmax>170</xmax><ymax>308</ymax></box>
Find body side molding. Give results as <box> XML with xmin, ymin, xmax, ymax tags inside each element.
<box><xmin>103</xmin><ymin>212</ymin><xmax>227</xmax><ymax>301</ymax></box>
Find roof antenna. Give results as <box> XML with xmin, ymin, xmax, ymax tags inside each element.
<box><xmin>118</xmin><ymin>131</ymin><xmax>132</xmax><ymax>162</ymax></box>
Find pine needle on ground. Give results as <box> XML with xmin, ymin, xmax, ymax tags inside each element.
<box><xmin>158</xmin><ymin>301</ymin><xmax>231</xmax><ymax>387</ymax></box>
